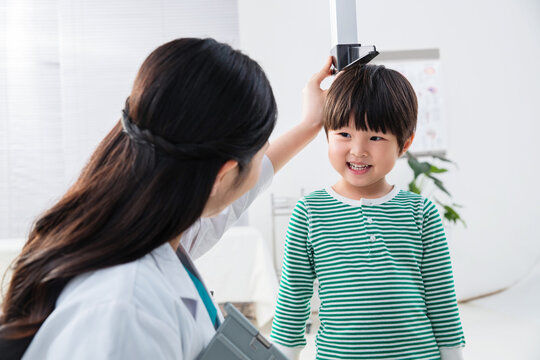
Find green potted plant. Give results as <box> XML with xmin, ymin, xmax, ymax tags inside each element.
<box><xmin>406</xmin><ymin>152</ymin><xmax>466</xmax><ymax>227</ymax></box>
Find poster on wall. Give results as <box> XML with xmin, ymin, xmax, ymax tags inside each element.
<box><xmin>374</xmin><ymin>49</ymin><xmax>445</xmax><ymax>155</ymax></box>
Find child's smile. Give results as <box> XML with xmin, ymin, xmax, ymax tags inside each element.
<box><xmin>347</xmin><ymin>161</ymin><xmax>371</xmax><ymax>175</ymax></box>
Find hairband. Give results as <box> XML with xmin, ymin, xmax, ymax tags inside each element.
<box><xmin>120</xmin><ymin>103</ymin><xmax>222</xmax><ymax>161</ymax></box>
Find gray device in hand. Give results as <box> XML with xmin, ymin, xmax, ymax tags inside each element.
<box><xmin>196</xmin><ymin>303</ymin><xmax>288</xmax><ymax>360</ymax></box>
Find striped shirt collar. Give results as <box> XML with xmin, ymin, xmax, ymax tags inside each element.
<box><xmin>325</xmin><ymin>185</ymin><xmax>400</xmax><ymax>207</ymax></box>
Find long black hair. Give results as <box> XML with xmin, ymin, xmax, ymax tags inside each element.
<box><xmin>0</xmin><ymin>38</ymin><xmax>277</xmax><ymax>358</ymax></box>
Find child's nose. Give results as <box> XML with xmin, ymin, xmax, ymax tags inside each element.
<box><xmin>350</xmin><ymin>141</ymin><xmax>368</xmax><ymax>158</ymax></box>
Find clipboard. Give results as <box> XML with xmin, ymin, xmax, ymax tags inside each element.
<box><xmin>196</xmin><ymin>303</ymin><xmax>288</xmax><ymax>360</ymax></box>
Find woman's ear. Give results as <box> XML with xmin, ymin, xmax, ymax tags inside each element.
<box><xmin>400</xmin><ymin>133</ymin><xmax>415</xmax><ymax>156</ymax></box>
<box><xmin>210</xmin><ymin>160</ymin><xmax>239</xmax><ymax>197</ymax></box>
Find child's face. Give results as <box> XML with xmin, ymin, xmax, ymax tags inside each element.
<box><xmin>327</xmin><ymin>119</ymin><xmax>409</xmax><ymax>197</ymax></box>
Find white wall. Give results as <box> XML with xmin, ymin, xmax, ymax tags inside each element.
<box><xmin>2</xmin><ymin>0</ymin><xmax>539</xmax><ymax>300</ymax></box>
<box><xmin>237</xmin><ymin>0</ymin><xmax>540</xmax><ymax>299</ymax></box>
<box><xmin>0</xmin><ymin>0</ymin><xmax>241</xmax><ymax>239</ymax></box>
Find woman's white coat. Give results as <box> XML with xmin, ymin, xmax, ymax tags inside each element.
<box><xmin>22</xmin><ymin>156</ymin><xmax>274</xmax><ymax>359</ymax></box>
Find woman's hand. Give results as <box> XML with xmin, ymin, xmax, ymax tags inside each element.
<box><xmin>301</xmin><ymin>56</ymin><xmax>334</xmax><ymax>130</ymax></box>
<box><xmin>265</xmin><ymin>57</ymin><xmax>334</xmax><ymax>174</ymax></box>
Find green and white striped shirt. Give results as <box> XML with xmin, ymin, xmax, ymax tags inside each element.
<box><xmin>270</xmin><ymin>187</ymin><xmax>465</xmax><ymax>360</ymax></box>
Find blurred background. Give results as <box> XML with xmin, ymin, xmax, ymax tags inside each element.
<box><xmin>1</xmin><ymin>0</ymin><xmax>539</xmax><ymax>358</ymax></box>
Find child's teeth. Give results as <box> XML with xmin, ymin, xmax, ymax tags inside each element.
<box><xmin>350</xmin><ymin>163</ymin><xmax>368</xmax><ymax>170</ymax></box>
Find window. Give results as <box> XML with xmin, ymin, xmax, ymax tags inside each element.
<box><xmin>0</xmin><ymin>0</ymin><xmax>240</xmax><ymax>239</ymax></box>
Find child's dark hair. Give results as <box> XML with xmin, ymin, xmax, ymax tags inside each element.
<box><xmin>324</xmin><ymin>64</ymin><xmax>418</xmax><ymax>151</ymax></box>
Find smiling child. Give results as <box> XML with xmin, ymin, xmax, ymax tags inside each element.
<box><xmin>270</xmin><ymin>64</ymin><xmax>466</xmax><ymax>360</ymax></box>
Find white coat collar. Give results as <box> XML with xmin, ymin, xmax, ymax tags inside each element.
<box><xmin>151</xmin><ymin>243</ymin><xmax>200</xmax><ymax>317</ymax></box>
<box><xmin>150</xmin><ymin>242</ymin><xmax>224</xmax><ymax>327</ymax></box>
<box><xmin>150</xmin><ymin>242</ymin><xmax>218</xmax><ymax>358</ymax></box>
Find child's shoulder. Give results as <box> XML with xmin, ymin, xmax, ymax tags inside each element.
<box><xmin>300</xmin><ymin>188</ymin><xmax>336</xmax><ymax>204</ymax></box>
<box><xmin>293</xmin><ymin>189</ymin><xmax>337</xmax><ymax>210</ymax></box>
<box><xmin>393</xmin><ymin>191</ymin><xmax>441</xmax><ymax>221</ymax></box>
<box><xmin>303</xmin><ymin>188</ymin><xmax>330</xmax><ymax>199</ymax></box>
<box><xmin>393</xmin><ymin>189</ymin><xmax>436</xmax><ymax>208</ymax></box>
<box><xmin>394</xmin><ymin>189</ymin><xmax>425</xmax><ymax>202</ymax></box>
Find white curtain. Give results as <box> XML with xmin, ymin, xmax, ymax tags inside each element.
<box><xmin>0</xmin><ymin>0</ymin><xmax>240</xmax><ymax>240</ymax></box>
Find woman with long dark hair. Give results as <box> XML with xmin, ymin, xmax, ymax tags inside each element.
<box><xmin>0</xmin><ymin>38</ymin><xmax>332</xmax><ymax>359</ymax></box>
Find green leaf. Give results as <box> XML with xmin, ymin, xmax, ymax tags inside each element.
<box><xmin>443</xmin><ymin>205</ymin><xmax>467</xmax><ymax>227</ymax></box>
<box><xmin>407</xmin><ymin>156</ymin><xmax>432</xmax><ymax>178</ymax></box>
<box><xmin>431</xmin><ymin>154</ymin><xmax>455</xmax><ymax>164</ymax></box>
<box><xmin>429</xmin><ymin>165</ymin><xmax>448</xmax><ymax>174</ymax></box>
<box><xmin>434</xmin><ymin>199</ymin><xmax>466</xmax><ymax>227</ymax></box>
<box><xmin>409</xmin><ymin>180</ymin><xmax>421</xmax><ymax>194</ymax></box>
<box><xmin>426</xmin><ymin>174</ymin><xmax>451</xmax><ymax>197</ymax></box>
<box><xmin>406</xmin><ymin>153</ymin><xmax>466</xmax><ymax>227</ymax></box>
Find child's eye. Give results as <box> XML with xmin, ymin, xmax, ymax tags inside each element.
<box><xmin>370</xmin><ymin>136</ymin><xmax>384</xmax><ymax>141</ymax></box>
<box><xmin>339</xmin><ymin>132</ymin><xmax>351</xmax><ymax>138</ymax></box>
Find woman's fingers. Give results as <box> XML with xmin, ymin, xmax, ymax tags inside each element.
<box><xmin>311</xmin><ymin>56</ymin><xmax>334</xmax><ymax>85</ymax></box>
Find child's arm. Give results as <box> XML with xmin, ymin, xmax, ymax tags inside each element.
<box><xmin>270</xmin><ymin>200</ymin><xmax>316</xmax><ymax>359</ymax></box>
<box><xmin>265</xmin><ymin>57</ymin><xmax>333</xmax><ymax>173</ymax></box>
<box><xmin>421</xmin><ymin>198</ymin><xmax>466</xmax><ymax>359</ymax></box>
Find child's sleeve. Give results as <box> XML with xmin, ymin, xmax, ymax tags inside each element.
<box><xmin>270</xmin><ymin>199</ymin><xmax>316</xmax><ymax>359</ymax></box>
<box><xmin>421</xmin><ymin>198</ymin><xmax>466</xmax><ymax>358</ymax></box>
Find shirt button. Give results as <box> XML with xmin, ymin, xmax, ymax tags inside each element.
<box><xmin>370</xmin><ymin>235</ymin><xmax>376</xmax><ymax>242</ymax></box>
<box><xmin>367</xmin><ymin>217</ymin><xmax>373</xmax><ymax>223</ymax></box>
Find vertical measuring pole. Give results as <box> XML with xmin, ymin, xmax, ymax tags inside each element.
<box><xmin>329</xmin><ymin>0</ymin><xmax>358</xmax><ymax>48</ymax></box>
<box><xmin>329</xmin><ymin>0</ymin><xmax>378</xmax><ymax>71</ymax></box>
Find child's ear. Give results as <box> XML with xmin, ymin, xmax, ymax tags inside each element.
<box><xmin>400</xmin><ymin>133</ymin><xmax>415</xmax><ymax>156</ymax></box>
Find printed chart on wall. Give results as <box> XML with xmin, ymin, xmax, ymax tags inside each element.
<box><xmin>374</xmin><ymin>49</ymin><xmax>445</xmax><ymax>155</ymax></box>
